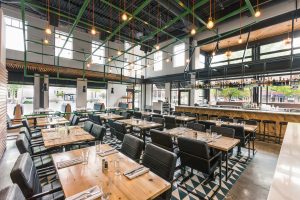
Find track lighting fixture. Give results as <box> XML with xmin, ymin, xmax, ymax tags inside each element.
<box><xmin>121</xmin><ymin>13</ymin><xmax>128</xmax><ymax>21</ymax></box>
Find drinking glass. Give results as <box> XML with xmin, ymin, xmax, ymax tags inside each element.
<box><xmin>206</xmin><ymin>129</ymin><xmax>211</xmax><ymax>139</ymax></box>
<box><xmin>233</xmin><ymin>119</ymin><xmax>238</xmax><ymax>124</ymax></box>
<box><xmin>82</xmin><ymin>149</ymin><xmax>90</xmax><ymax>165</ymax></box>
<box><xmin>212</xmin><ymin>132</ymin><xmax>218</xmax><ymax>142</ymax></box>
<box><xmin>95</xmin><ymin>141</ymin><xmax>102</xmax><ymax>153</ymax></box>
<box><xmin>114</xmin><ymin>159</ymin><xmax>121</xmax><ymax>176</ymax></box>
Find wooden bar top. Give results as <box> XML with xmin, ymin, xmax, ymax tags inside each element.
<box><xmin>268</xmin><ymin>123</ymin><xmax>300</xmax><ymax>200</ymax></box>
<box><xmin>42</xmin><ymin>126</ymin><xmax>94</xmax><ymax>148</ymax></box>
<box><xmin>165</xmin><ymin>127</ymin><xmax>240</xmax><ymax>152</ymax></box>
<box><xmin>51</xmin><ymin>145</ymin><xmax>171</xmax><ymax>200</ymax></box>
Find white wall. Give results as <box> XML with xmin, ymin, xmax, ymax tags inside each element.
<box><xmin>76</xmin><ymin>78</ymin><xmax>87</xmax><ymax>109</ymax></box>
<box><xmin>106</xmin><ymin>83</ymin><xmax>127</xmax><ymax>107</ymax></box>
<box><xmin>145</xmin><ymin>38</ymin><xmax>190</xmax><ymax>78</ymax></box>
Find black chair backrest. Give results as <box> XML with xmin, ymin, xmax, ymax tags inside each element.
<box><xmin>185</xmin><ymin>113</ymin><xmax>197</xmax><ymax>118</ymax></box>
<box><xmin>211</xmin><ymin>125</ymin><xmax>235</xmax><ymax>138</ymax></box>
<box><xmin>133</xmin><ymin>111</ymin><xmax>142</xmax><ymax>119</ymax></box>
<box><xmin>16</xmin><ymin>134</ymin><xmax>32</xmax><ymax>155</ymax></box>
<box><xmin>193</xmin><ymin>123</ymin><xmax>205</xmax><ymax>132</ymax></box>
<box><xmin>151</xmin><ymin>114</ymin><xmax>163</xmax><ymax>118</ymax></box>
<box><xmin>244</xmin><ymin>119</ymin><xmax>258</xmax><ymax>126</ymax></box>
<box><xmin>187</xmin><ymin>121</ymin><xmax>195</xmax><ymax>129</ymax></box>
<box><xmin>69</xmin><ymin>114</ymin><xmax>75</xmax><ymax>123</ymax></box>
<box><xmin>142</xmin><ymin>143</ymin><xmax>177</xmax><ymax>182</ymax></box>
<box><xmin>83</xmin><ymin>121</ymin><xmax>94</xmax><ymax>133</ymax></box>
<box><xmin>21</xmin><ymin>119</ymin><xmax>31</xmax><ymax>134</ymax></box>
<box><xmin>142</xmin><ymin>115</ymin><xmax>152</xmax><ymax>121</ymax></box>
<box><xmin>152</xmin><ymin>117</ymin><xmax>165</xmax><ymax>125</ymax></box>
<box><xmin>91</xmin><ymin>124</ymin><xmax>106</xmax><ymax>141</ymax></box>
<box><xmin>20</xmin><ymin>127</ymin><xmax>32</xmax><ymax>144</ymax></box>
<box><xmin>88</xmin><ymin>113</ymin><xmax>94</xmax><ymax>122</ymax></box>
<box><xmin>164</xmin><ymin>116</ymin><xmax>176</xmax><ymax>129</ymax></box>
<box><xmin>120</xmin><ymin>134</ymin><xmax>144</xmax><ymax>161</ymax></box>
<box><xmin>172</xmin><ymin>112</ymin><xmax>182</xmax><ymax>116</ymax></box>
<box><xmin>222</xmin><ymin>118</ymin><xmax>234</xmax><ymax>123</ymax></box>
<box><xmin>113</xmin><ymin>121</ymin><xmax>127</xmax><ymax>141</ymax></box>
<box><xmin>10</xmin><ymin>153</ymin><xmax>42</xmax><ymax>198</ymax></box>
<box><xmin>198</xmin><ymin>120</ymin><xmax>216</xmax><ymax>130</ymax></box>
<box><xmin>0</xmin><ymin>184</ymin><xmax>26</xmax><ymax>200</ymax></box>
<box><xmin>221</xmin><ymin>124</ymin><xmax>245</xmax><ymax>141</ymax></box>
<box><xmin>178</xmin><ymin>137</ymin><xmax>211</xmax><ymax>174</ymax></box>
<box><xmin>153</xmin><ymin>110</ymin><xmax>161</xmax><ymax>114</ymax></box>
<box><xmin>92</xmin><ymin>115</ymin><xmax>102</xmax><ymax>125</ymax></box>
<box><xmin>218</xmin><ymin>116</ymin><xmax>229</xmax><ymax>119</ymax></box>
<box><xmin>71</xmin><ymin>115</ymin><xmax>79</xmax><ymax>125</ymax></box>
<box><xmin>122</xmin><ymin>112</ymin><xmax>130</xmax><ymax>119</ymax></box>
<box><xmin>150</xmin><ymin>129</ymin><xmax>173</xmax><ymax>152</ymax></box>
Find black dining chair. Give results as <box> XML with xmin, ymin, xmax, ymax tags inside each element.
<box><xmin>186</xmin><ymin>121</ymin><xmax>195</xmax><ymax>129</ymax></box>
<box><xmin>153</xmin><ymin>110</ymin><xmax>161</xmax><ymax>114</ymax></box>
<box><xmin>69</xmin><ymin>114</ymin><xmax>75</xmax><ymax>124</ymax></box>
<box><xmin>198</xmin><ymin>120</ymin><xmax>216</xmax><ymax>130</ymax></box>
<box><xmin>90</xmin><ymin>124</ymin><xmax>106</xmax><ymax>142</ymax></box>
<box><xmin>193</xmin><ymin>123</ymin><xmax>205</xmax><ymax>132</ymax></box>
<box><xmin>133</xmin><ymin>111</ymin><xmax>142</xmax><ymax>119</ymax></box>
<box><xmin>152</xmin><ymin>117</ymin><xmax>165</xmax><ymax>131</ymax></box>
<box><xmin>10</xmin><ymin>153</ymin><xmax>64</xmax><ymax>200</ymax></box>
<box><xmin>149</xmin><ymin>129</ymin><xmax>176</xmax><ymax>153</ymax></box>
<box><xmin>164</xmin><ymin>116</ymin><xmax>177</xmax><ymax>129</ymax></box>
<box><xmin>7</xmin><ymin>115</ymin><xmax>23</xmax><ymax>130</ymax></box>
<box><xmin>120</xmin><ymin>134</ymin><xmax>144</xmax><ymax>162</ymax></box>
<box><xmin>20</xmin><ymin>127</ymin><xmax>43</xmax><ymax>146</ymax></box>
<box><xmin>0</xmin><ymin>184</ymin><xmax>26</xmax><ymax>200</ymax></box>
<box><xmin>113</xmin><ymin>121</ymin><xmax>128</xmax><ymax>141</ymax></box>
<box><xmin>22</xmin><ymin>119</ymin><xmax>42</xmax><ymax>139</ymax></box>
<box><xmin>83</xmin><ymin>120</ymin><xmax>94</xmax><ymax>133</ymax></box>
<box><xmin>177</xmin><ymin>137</ymin><xmax>222</xmax><ymax>199</ymax></box>
<box><xmin>92</xmin><ymin>115</ymin><xmax>103</xmax><ymax>125</ymax></box>
<box><xmin>172</xmin><ymin>111</ymin><xmax>182</xmax><ymax>116</ymax></box>
<box><xmin>211</xmin><ymin>125</ymin><xmax>235</xmax><ymax>159</ymax></box>
<box><xmin>122</xmin><ymin>112</ymin><xmax>131</xmax><ymax>119</ymax></box>
<box><xmin>152</xmin><ymin>114</ymin><xmax>163</xmax><ymax>118</ymax></box>
<box><xmin>70</xmin><ymin>115</ymin><xmax>79</xmax><ymax>126</ymax></box>
<box><xmin>142</xmin><ymin>144</ymin><xmax>177</xmax><ymax>200</ymax></box>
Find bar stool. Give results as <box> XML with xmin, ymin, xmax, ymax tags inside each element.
<box><xmin>250</xmin><ymin>119</ymin><xmax>261</xmax><ymax>139</ymax></box>
<box><xmin>199</xmin><ymin>114</ymin><xmax>209</xmax><ymax>120</ymax></box>
<box><xmin>262</xmin><ymin>120</ymin><xmax>277</xmax><ymax>143</ymax></box>
<box><xmin>278</xmin><ymin>121</ymin><xmax>288</xmax><ymax>144</ymax></box>
<box><xmin>209</xmin><ymin>115</ymin><xmax>218</xmax><ymax>120</ymax></box>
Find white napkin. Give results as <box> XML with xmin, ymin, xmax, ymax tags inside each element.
<box><xmin>216</xmin><ymin>134</ymin><xmax>222</xmax><ymax>139</ymax></box>
<box><xmin>65</xmin><ymin>186</ymin><xmax>103</xmax><ymax>200</ymax></box>
<box><xmin>97</xmin><ymin>149</ymin><xmax>118</xmax><ymax>157</ymax></box>
<box><xmin>57</xmin><ymin>158</ymin><xmax>83</xmax><ymax>169</ymax></box>
<box><xmin>124</xmin><ymin>166</ymin><xmax>150</xmax><ymax>180</ymax></box>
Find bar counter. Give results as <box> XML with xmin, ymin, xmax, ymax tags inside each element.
<box><xmin>267</xmin><ymin>123</ymin><xmax>300</xmax><ymax>200</ymax></box>
<box><xmin>175</xmin><ymin>105</ymin><xmax>300</xmax><ymax>138</ymax></box>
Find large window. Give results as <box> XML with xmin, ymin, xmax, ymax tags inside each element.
<box><xmin>152</xmin><ymin>83</ymin><xmax>165</xmax><ymax>102</ymax></box>
<box><xmin>154</xmin><ymin>51</ymin><xmax>162</xmax><ymax>71</ymax></box>
<box><xmin>5</xmin><ymin>16</ymin><xmax>27</xmax><ymax>51</ymax></box>
<box><xmin>7</xmin><ymin>84</ymin><xmax>33</xmax><ymax>118</ymax></box>
<box><xmin>210</xmin><ymin>87</ymin><xmax>251</xmax><ymax>103</ymax></box>
<box><xmin>87</xmin><ymin>88</ymin><xmax>106</xmax><ymax>109</ymax></box>
<box><xmin>55</xmin><ymin>30</ymin><xmax>73</xmax><ymax>59</ymax></box>
<box><xmin>92</xmin><ymin>41</ymin><xmax>105</xmax><ymax>64</ymax></box>
<box><xmin>211</xmin><ymin>49</ymin><xmax>252</xmax><ymax>67</ymax></box>
<box><xmin>171</xmin><ymin>82</ymin><xmax>179</xmax><ymax>108</ymax></box>
<box><xmin>194</xmin><ymin>81</ymin><xmax>205</xmax><ymax>104</ymax></box>
<box><xmin>195</xmin><ymin>54</ymin><xmax>205</xmax><ymax>69</ymax></box>
<box><xmin>134</xmin><ymin>85</ymin><xmax>142</xmax><ymax>109</ymax></box>
<box><xmin>260</xmin><ymin>37</ymin><xmax>300</xmax><ymax>59</ymax></box>
<box><xmin>173</xmin><ymin>43</ymin><xmax>185</xmax><ymax>67</ymax></box>
<box><xmin>49</xmin><ymin>86</ymin><xmax>76</xmax><ymax>112</ymax></box>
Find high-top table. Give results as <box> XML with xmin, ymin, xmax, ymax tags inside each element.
<box><xmin>165</xmin><ymin>127</ymin><xmax>240</xmax><ymax>180</ymax></box>
<box><xmin>41</xmin><ymin>126</ymin><xmax>94</xmax><ymax>149</ymax></box>
<box><xmin>51</xmin><ymin>144</ymin><xmax>171</xmax><ymax>200</ymax></box>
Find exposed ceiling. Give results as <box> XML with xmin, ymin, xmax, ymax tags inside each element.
<box><xmin>1</xmin><ymin>0</ymin><xmax>277</xmax><ymax>48</ymax></box>
<box><xmin>201</xmin><ymin>19</ymin><xmax>300</xmax><ymax>52</ymax></box>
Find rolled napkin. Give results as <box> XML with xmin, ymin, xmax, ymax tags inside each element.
<box><xmin>65</xmin><ymin>186</ymin><xmax>103</xmax><ymax>200</ymax></box>
<box><xmin>97</xmin><ymin>148</ymin><xmax>118</xmax><ymax>157</ymax></box>
<box><xmin>216</xmin><ymin>134</ymin><xmax>222</xmax><ymax>139</ymax></box>
<box><xmin>57</xmin><ymin>157</ymin><xmax>83</xmax><ymax>169</ymax></box>
<box><xmin>124</xmin><ymin>165</ymin><xmax>150</xmax><ymax>180</ymax></box>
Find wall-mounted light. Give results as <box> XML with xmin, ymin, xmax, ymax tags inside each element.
<box><xmin>111</xmin><ymin>87</ymin><xmax>114</xmax><ymax>94</ymax></box>
<box><xmin>83</xmin><ymin>86</ymin><xmax>86</xmax><ymax>93</ymax></box>
<box><xmin>42</xmin><ymin>83</ymin><xmax>48</xmax><ymax>92</ymax></box>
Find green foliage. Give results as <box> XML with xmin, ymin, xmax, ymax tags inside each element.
<box><xmin>217</xmin><ymin>88</ymin><xmax>251</xmax><ymax>101</ymax></box>
<box><xmin>269</xmin><ymin>86</ymin><xmax>300</xmax><ymax>97</ymax></box>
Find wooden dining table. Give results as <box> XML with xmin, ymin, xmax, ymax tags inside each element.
<box><xmin>117</xmin><ymin>119</ymin><xmax>163</xmax><ymax>146</ymax></box>
<box><xmin>51</xmin><ymin>144</ymin><xmax>171</xmax><ymax>200</ymax></box>
<box><xmin>140</xmin><ymin>111</ymin><xmax>156</xmax><ymax>116</ymax></box>
<box><xmin>36</xmin><ymin>116</ymin><xmax>69</xmax><ymax>127</ymax></box>
<box><xmin>204</xmin><ymin>120</ymin><xmax>258</xmax><ymax>132</ymax></box>
<box><xmin>96</xmin><ymin>113</ymin><xmax>124</xmax><ymax>121</ymax></box>
<box><xmin>41</xmin><ymin>126</ymin><xmax>95</xmax><ymax>149</ymax></box>
<box><xmin>165</xmin><ymin>127</ymin><xmax>240</xmax><ymax>180</ymax></box>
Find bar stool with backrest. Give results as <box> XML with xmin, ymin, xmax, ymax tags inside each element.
<box><xmin>177</xmin><ymin>137</ymin><xmax>222</xmax><ymax>199</ymax></box>
<box><xmin>244</xmin><ymin>119</ymin><xmax>258</xmax><ymax>155</ymax></box>
<box><xmin>249</xmin><ymin>118</ymin><xmax>262</xmax><ymax>139</ymax></box>
<box><xmin>142</xmin><ymin>144</ymin><xmax>177</xmax><ymax>200</ymax></box>
<box><xmin>10</xmin><ymin>153</ymin><xmax>64</xmax><ymax>200</ymax></box>
<box><xmin>279</xmin><ymin>121</ymin><xmax>288</xmax><ymax>144</ymax></box>
<box><xmin>262</xmin><ymin>120</ymin><xmax>277</xmax><ymax>143</ymax></box>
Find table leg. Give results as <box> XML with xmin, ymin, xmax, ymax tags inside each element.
<box><xmin>142</xmin><ymin>129</ymin><xmax>146</xmax><ymax>149</ymax></box>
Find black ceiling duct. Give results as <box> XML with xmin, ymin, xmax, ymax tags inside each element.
<box><xmin>49</xmin><ymin>12</ymin><xmax>59</xmax><ymax>27</ymax></box>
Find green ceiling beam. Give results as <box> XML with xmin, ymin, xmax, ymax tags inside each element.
<box><xmin>100</xmin><ymin>0</ymin><xmax>190</xmax><ymax>47</ymax></box>
<box><xmin>245</xmin><ymin>0</ymin><xmax>256</xmax><ymax>17</ymax></box>
<box><xmin>85</xmin><ymin>0</ymin><xmax>152</xmax><ymax>62</ymax></box>
<box><xmin>20</xmin><ymin>0</ymin><xmax>27</xmax><ymax>76</ymax></box>
<box><xmin>108</xmin><ymin>0</ymin><xmax>209</xmax><ymax>67</ymax></box>
<box><xmin>57</xmin><ymin>0</ymin><xmax>90</xmax><ymax>58</ymax></box>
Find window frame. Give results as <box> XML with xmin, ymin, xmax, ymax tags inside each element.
<box><xmin>91</xmin><ymin>40</ymin><xmax>105</xmax><ymax>65</ymax></box>
<box><xmin>55</xmin><ymin>30</ymin><xmax>73</xmax><ymax>59</ymax></box>
<box><xmin>173</xmin><ymin>43</ymin><xmax>186</xmax><ymax>68</ymax></box>
<box><xmin>4</xmin><ymin>16</ymin><xmax>27</xmax><ymax>52</ymax></box>
<box><xmin>153</xmin><ymin>51</ymin><xmax>163</xmax><ymax>71</ymax></box>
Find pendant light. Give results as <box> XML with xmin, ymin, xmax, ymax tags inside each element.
<box><xmin>225</xmin><ymin>41</ymin><xmax>232</xmax><ymax>58</ymax></box>
<box><xmin>91</xmin><ymin>0</ymin><xmax>96</xmax><ymax>35</ymax></box>
<box><xmin>121</xmin><ymin>0</ymin><xmax>128</xmax><ymax>21</ymax></box>
<box><xmin>155</xmin><ymin>4</ymin><xmax>160</xmax><ymax>50</ymax></box>
<box><xmin>87</xmin><ymin>63</ymin><xmax>91</xmax><ymax>68</ymax></box>
<box><xmin>190</xmin><ymin>0</ymin><xmax>197</xmax><ymax>35</ymax></box>
<box><xmin>255</xmin><ymin>0</ymin><xmax>261</xmax><ymax>17</ymax></box>
<box><xmin>283</xmin><ymin>25</ymin><xmax>292</xmax><ymax>46</ymax></box>
<box><xmin>207</xmin><ymin>0</ymin><xmax>214</xmax><ymax>29</ymax></box>
<box><xmin>45</xmin><ymin>0</ymin><xmax>51</xmax><ymax>35</ymax></box>
<box><xmin>43</xmin><ymin>38</ymin><xmax>49</xmax><ymax>45</ymax></box>
<box><xmin>238</xmin><ymin>0</ymin><xmax>243</xmax><ymax>44</ymax></box>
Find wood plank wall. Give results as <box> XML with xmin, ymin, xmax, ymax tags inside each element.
<box><xmin>0</xmin><ymin>10</ymin><xmax>7</xmax><ymax>159</ymax></box>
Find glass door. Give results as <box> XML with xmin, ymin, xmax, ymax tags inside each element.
<box><xmin>179</xmin><ymin>90</ymin><xmax>190</xmax><ymax>105</ymax></box>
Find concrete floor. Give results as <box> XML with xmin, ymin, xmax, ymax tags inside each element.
<box><xmin>0</xmin><ymin>135</ymin><xmax>281</xmax><ymax>200</ymax></box>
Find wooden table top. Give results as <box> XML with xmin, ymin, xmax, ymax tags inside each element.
<box><xmin>51</xmin><ymin>144</ymin><xmax>171</xmax><ymax>200</ymax></box>
<box><xmin>36</xmin><ymin>117</ymin><xmax>69</xmax><ymax>127</ymax></box>
<box><xmin>140</xmin><ymin>111</ymin><xmax>156</xmax><ymax>116</ymax></box>
<box><xmin>117</xmin><ymin>119</ymin><xmax>163</xmax><ymax>130</ymax></box>
<box><xmin>205</xmin><ymin>120</ymin><xmax>258</xmax><ymax>132</ymax></box>
<box><xmin>165</xmin><ymin>115</ymin><xmax>197</xmax><ymax>122</ymax></box>
<box><xmin>41</xmin><ymin>126</ymin><xmax>95</xmax><ymax>148</ymax></box>
<box><xmin>165</xmin><ymin>127</ymin><xmax>240</xmax><ymax>152</ymax></box>
<box><xmin>96</xmin><ymin>113</ymin><xmax>124</xmax><ymax>120</ymax></box>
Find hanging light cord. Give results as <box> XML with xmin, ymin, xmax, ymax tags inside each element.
<box><xmin>239</xmin><ymin>0</ymin><xmax>242</xmax><ymax>36</ymax></box>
